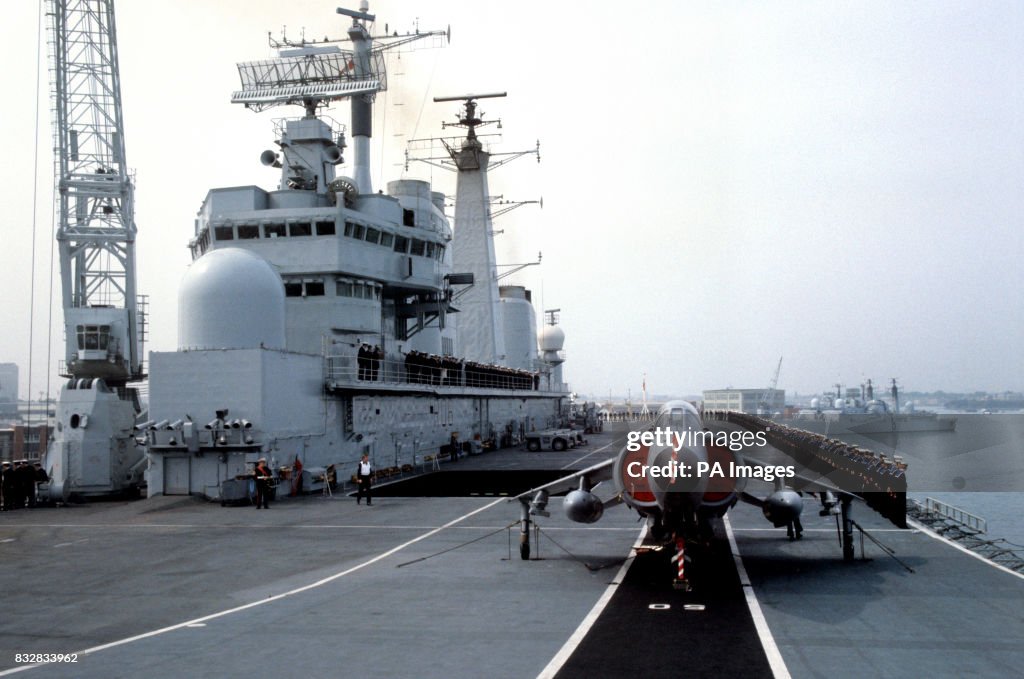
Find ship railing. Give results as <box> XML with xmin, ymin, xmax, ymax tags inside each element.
<box><xmin>325</xmin><ymin>354</ymin><xmax>544</xmax><ymax>392</ymax></box>
<box><xmin>921</xmin><ymin>497</ymin><xmax>987</xmax><ymax>534</ymax></box>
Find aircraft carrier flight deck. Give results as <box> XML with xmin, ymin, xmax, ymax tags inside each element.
<box><xmin>2</xmin><ymin>430</ymin><xmax>1022</xmax><ymax>679</ymax></box>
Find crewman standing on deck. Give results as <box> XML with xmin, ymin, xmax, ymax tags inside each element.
<box><xmin>0</xmin><ymin>461</ymin><xmax>11</xmax><ymax>510</ymax></box>
<box><xmin>356</xmin><ymin>453</ymin><xmax>373</xmax><ymax>505</ymax></box>
<box><xmin>449</xmin><ymin>432</ymin><xmax>459</xmax><ymax>462</ymax></box>
<box><xmin>253</xmin><ymin>457</ymin><xmax>272</xmax><ymax>509</ymax></box>
<box><xmin>32</xmin><ymin>462</ymin><xmax>48</xmax><ymax>508</ymax></box>
<box><xmin>14</xmin><ymin>460</ymin><xmax>30</xmax><ymax>509</ymax></box>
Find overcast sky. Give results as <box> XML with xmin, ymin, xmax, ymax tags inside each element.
<box><xmin>1</xmin><ymin>0</ymin><xmax>1022</xmax><ymax>401</ymax></box>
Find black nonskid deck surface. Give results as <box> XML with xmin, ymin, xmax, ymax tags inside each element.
<box><xmin>555</xmin><ymin>521</ymin><xmax>773</xmax><ymax>679</ymax></box>
<box><xmin>3</xmin><ymin>431</ymin><xmax>1022</xmax><ymax>678</ymax></box>
<box><xmin>362</xmin><ymin>470</ymin><xmax>577</xmax><ymax>497</ymax></box>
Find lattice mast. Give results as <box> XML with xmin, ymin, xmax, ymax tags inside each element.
<box><xmin>411</xmin><ymin>93</ymin><xmax>540</xmax><ymax>365</ymax></box>
<box><xmin>49</xmin><ymin>0</ymin><xmax>144</xmax><ymax>383</ymax></box>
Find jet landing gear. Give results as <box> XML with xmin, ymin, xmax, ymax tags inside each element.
<box><xmin>672</xmin><ymin>537</ymin><xmax>691</xmax><ymax>591</ymax></box>
<box><xmin>518</xmin><ymin>491</ymin><xmax>550</xmax><ymax>560</ymax></box>
<box><xmin>649</xmin><ymin>516</ymin><xmax>667</xmax><ymax>542</ymax></box>
<box><xmin>520</xmin><ymin>514</ymin><xmax>531</xmax><ymax>560</ymax></box>
<box><xmin>840</xmin><ymin>496</ymin><xmax>855</xmax><ymax>561</ymax></box>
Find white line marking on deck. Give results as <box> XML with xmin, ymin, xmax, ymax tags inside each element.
<box><xmin>562</xmin><ymin>440</ymin><xmax>615</xmax><ymax>469</ymax></box>
<box><xmin>730</xmin><ymin>527</ymin><xmax>907</xmax><ymax>532</ymax></box>
<box><xmin>724</xmin><ymin>515</ymin><xmax>792</xmax><ymax>679</ymax></box>
<box><xmin>1</xmin><ymin>523</ymin><xmax>638</xmax><ymax>532</ymax></box>
<box><xmin>535</xmin><ymin>526</ymin><xmax>648</xmax><ymax>679</ymax></box>
<box><xmin>0</xmin><ymin>497</ymin><xmax>507</xmax><ymax>676</ymax></box>
<box><xmin>908</xmin><ymin>517</ymin><xmax>1024</xmax><ymax>582</ymax></box>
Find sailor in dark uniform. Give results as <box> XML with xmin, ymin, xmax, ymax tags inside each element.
<box><xmin>13</xmin><ymin>460</ymin><xmax>30</xmax><ymax>509</ymax></box>
<box><xmin>449</xmin><ymin>432</ymin><xmax>459</xmax><ymax>462</ymax></box>
<box><xmin>356</xmin><ymin>454</ymin><xmax>373</xmax><ymax>505</ymax></box>
<box><xmin>0</xmin><ymin>461</ymin><xmax>11</xmax><ymax>510</ymax></box>
<box><xmin>32</xmin><ymin>462</ymin><xmax>48</xmax><ymax>508</ymax></box>
<box><xmin>253</xmin><ymin>457</ymin><xmax>272</xmax><ymax>509</ymax></box>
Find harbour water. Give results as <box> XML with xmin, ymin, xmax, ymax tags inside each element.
<box><xmin>787</xmin><ymin>411</ymin><xmax>1024</xmax><ymax>547</ymax></box>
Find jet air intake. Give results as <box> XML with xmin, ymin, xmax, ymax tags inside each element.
<box><xmin>563</xmin><ymin>489</ymin><xmax>603</xmax><ymax>524</ymax></box>
<box><xmin>762</xmin><ymin>490</ymin><xmax>803</xmax><ymax>527</ymax></box>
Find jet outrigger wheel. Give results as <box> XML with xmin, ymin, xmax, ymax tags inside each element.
<box><xmin>519</xmin><ymin>511</ymin><xmax>532</xmax><ymax>560</ymax></box>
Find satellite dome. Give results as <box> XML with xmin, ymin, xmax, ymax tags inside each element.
<box><xmin>866</xmin><ymin>400</ymin><xmax>886</xmax><ymax>415</ymax></box>
<box><xmin>178</xmin><ymin>248</ymin><xmax>286</xmax><ymax>351</ymax></box>
<box><xmin>538</xmin><ymin>324</ymin><xmax>565</xmax><ymax>352</ymax></box>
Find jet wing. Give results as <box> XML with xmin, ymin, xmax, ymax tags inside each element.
<box><xmin>510</xmin><ymin>457</ymin><xmax>617</xmax><ymax>505</ymax></box>
<box><xmin>734</xmin><ymin>446</ymin><xmax>848</xmax><ymax>496</ymax></box>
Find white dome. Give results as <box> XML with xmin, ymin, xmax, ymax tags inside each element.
<box><xmin>178</xmin><ymin>248</ymin><xmax>286</xmax><ymax>350</ymax></box>
<box><xmin>538</xmin><ymin>324</ymin><xmax>565</xmax><ymax>352</ymax></box>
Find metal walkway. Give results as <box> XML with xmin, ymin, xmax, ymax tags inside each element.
<box><xmin>908</xmin><ymin>497</ymin><xmax>1024</xmax><ymax>573</ymax></box>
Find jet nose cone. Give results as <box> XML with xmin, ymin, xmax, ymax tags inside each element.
<box><xmin>647</xmin><ymin>443</ymin><xmax>708</xmax><ymax>506</ymax></box>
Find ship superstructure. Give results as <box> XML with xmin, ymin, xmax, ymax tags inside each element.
<box><xmin>143</xmin><ymin>3</ymin><xmax>569</xmax><ymax>498</ymax></box>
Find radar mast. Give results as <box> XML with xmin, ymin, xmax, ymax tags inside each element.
<box><xmin>230</xmin><ymin>1</ymin><xmax>448</xmax><ymax>194</ymax></box>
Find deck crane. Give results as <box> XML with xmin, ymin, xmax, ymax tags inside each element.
<box><xmin>44</xmin><ymin>0</ymin><xmax>147</xmax><ymax>500</ymax></box>
<box><xmin>756</xmin><ymin>356</ymin><xmax>783</xmax><ymax>416</ymax></box>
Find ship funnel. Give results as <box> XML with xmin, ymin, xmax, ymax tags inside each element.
<box><xmin>260</xmin><ymin>150</ymin><xmax>281</xmax><ymax>168</ymax></box>
<box><xmin>324</xmin><ymin>145</ymin><xmax>343</xmax><ymax>164</ymax></box>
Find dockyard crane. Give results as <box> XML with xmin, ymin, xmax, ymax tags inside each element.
<box><xmin>44</xmin><ymin>0</ymin><xmax>147</xmax><ymax>499</ymax></box>
<box><xmin>757</xmin><ymin>356</ymin><xmax>783</xmax><ymax>416</ymax></box>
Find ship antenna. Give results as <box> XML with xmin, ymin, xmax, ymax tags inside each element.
<box><xmin>231</xmin><ymin>3</ymin><xmax>447</xmax><ymax>194</ymax></box>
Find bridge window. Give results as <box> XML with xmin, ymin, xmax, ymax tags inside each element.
<box><xmin>380</xmin><ymin>232</ymin><xmax>394</xmax><ymax>248</ymax></box>
<box><xmin>284</xmin><ymin>282</ymin><xmax>303</xmax><ymax>297</ymax></box>
<box><xmin>410</xmin><ymin>239</ymin><xmax>426</xmax><ymax>257</ymax></box>
<box><xmin>305</xmin><ymin>280</ymin><xmax>325</xmax><ymax>296</ymax></box>
<box><xmin>393</xmin><ymin>236</ymin><xmax>408</xmax><ymax>254</ymax></box>
<box><xmin>289</xmin><ymin>221</ymin><xmax>312</xmax><ymax>237</ymax></box>
<box><xmin>214</xmin><ymin>225</ymin><xmax>234</xmax><ymax>241</ymax></box>
<box><xmin>237</xmin><ymin>224</ymin><xmax>260</xmax><ymax>239</ymax></box>
<box><xmin>315</xmin><ymin>220</ymin><xmax>335</xmax><ymax>236</ymax></box>
<box><xmin>365</xmin><ymin>227</ymin><xmax>380</xmax><ymax>244</ymax></box>
<box><xmin>265</xmin><ymin>223</ymin><xmax>286</xmax><ymax>238</ymax></box>
<box><xmin>403</xmin><ymin>209</ymin><xmax>415</xmax><ymax>227</ymax></box>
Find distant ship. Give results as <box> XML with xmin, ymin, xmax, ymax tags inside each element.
<box><xmin>785</xmin><ymin>378</ymin><xmax>956</xmax><ymax>435</ymax></box>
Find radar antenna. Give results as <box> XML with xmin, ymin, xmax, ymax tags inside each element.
<box><xmin>230</xmin><ymin>3</ymin><xmax>448</xmax><ymax>193</ymax></box>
